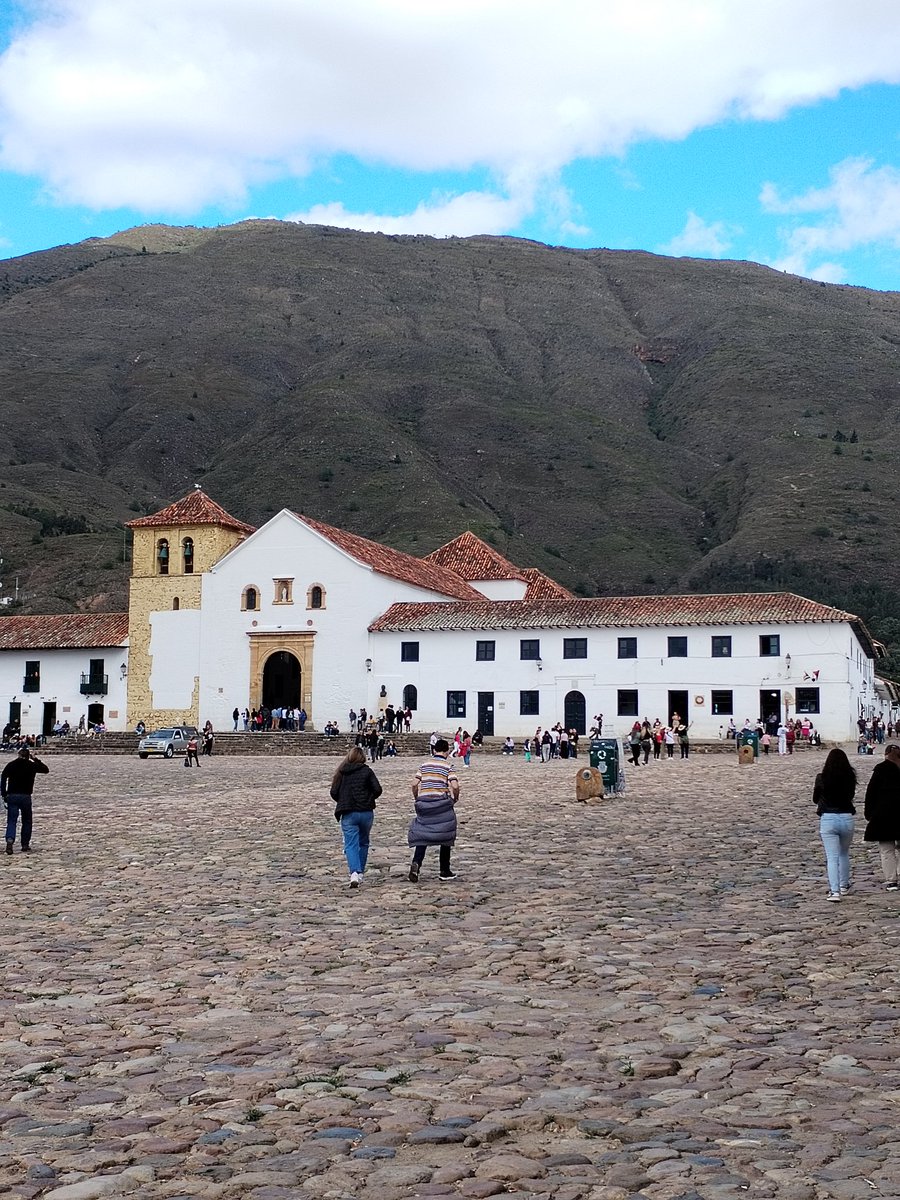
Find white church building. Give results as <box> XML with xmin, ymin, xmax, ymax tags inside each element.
<box><xmin>0</xmin><ymin>489</ymin><xmax>881</xmax><ymax>740</ymax></box>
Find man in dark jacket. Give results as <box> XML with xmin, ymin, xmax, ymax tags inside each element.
<box><xmin>3</xmin><ymin>747</ymin><xmax>50</xmax><ymax>854</ymax></box>
<box><xmin>864</xmin><ymin>744</ymin><xmax>900</xmax><ymax>890</ymax></box>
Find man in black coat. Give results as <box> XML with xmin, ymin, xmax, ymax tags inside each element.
<box><xmin>2</xmin><ymin>747</ymin><xmax>50</xmax><ymax>854</ymax></box>
<box><xmin>864</xmin><ymin>744</ymin><xmax>900</xmax><ymax>890</ymax></box>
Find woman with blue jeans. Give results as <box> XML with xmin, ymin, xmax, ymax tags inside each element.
<box><xmin>330</xmin><ymin>746</ymin><xmax>382</xmax><ymax>889</ymax></box>
<box><xmin>812</xmin><ymin>748</ymin><xmax>857</xmax><ymax>901</ymax></box>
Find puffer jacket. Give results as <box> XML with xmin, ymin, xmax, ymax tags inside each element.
<box><xmin>330</xmin><ymin>761</ymin><xmax>382</xmax><ymax>819</ymax></box>
<box><xmin>864</xmin><ymin>760</ymin><xmax>900</xmax><ymax>841</ymax></box>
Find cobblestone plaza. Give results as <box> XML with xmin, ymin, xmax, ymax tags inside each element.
<box><xmin>3</xmin><ymin>750</ymin><xmax>899</xmax><ymax>1199</ymax></box>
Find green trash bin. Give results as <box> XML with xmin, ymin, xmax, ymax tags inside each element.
<box><xmin>738</xmin><ymin>730</ymin><xmax>760</xmax><ymax>758</ymax></box>
<box><xmin>589</xmin><ymin>738</ymin><xmax>623</xmax><ymax>793</ymax></box>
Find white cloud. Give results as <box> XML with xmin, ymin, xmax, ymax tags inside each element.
<box><xmin>659</xmin><ymin>211</ymin><xmax>737</xmax><ymax>258</ymax></box>
<box><xmin>285</xmin><ymin>190</ymin><xmax>530</xmax><ymax>238</ymax></box>
<box><xmin>762</xmin><ymin>157</ymin><xmax>900</xmax><ymax>278</ymax></box>
<box><xmin>1</xmin><ymin>0</ymin><xmax>900</xmax><ymax>228</ymax></box>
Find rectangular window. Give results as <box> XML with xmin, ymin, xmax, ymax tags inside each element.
<box><xmin>711</xmin><ymin>690</ymin><xmax>734</xmax><ymax>715</ymax></box>
<box><xmin>667</xmin><ymin>636</ymin><xmax>688</xmax><ymax>658</ymax></box>
<box><xmin>711</xmin><ymin>635</ymin><xmax>732</xmax><ymax>658</ymax></box>
<box><xmin>400</xmin><ymin>642</ymin><xmax>419</xmax><ymax>662</ymax></box>
<box><xmin>618</xmin><ymin>637</ymin><xmax>637</xmax><ymax>659</ymax></box>
<box><xmin>563</xmin><ymin>637</ymin><xmax>587</xmax><ymax>659</ymax></box>
<box><xmin>796</xmin><ymin>687</ymin><xmax>820</xmax><ymax>714</ymax></box>
<box><xmin>520</xmin><ymin>690</ymin><xmax>540</xmax><ymax>716</ymax></box>
<box><xmin>759</xmin><ymin>634</ymin><xmax>781</xmax><ymax>657</ymax></box>
<box><xmin>23</xmin><ymin>660</ymin><xmax>40</xmax><ymax>693</ymax></box>
<box><xmin>446</xmin><ymin>690</ymin><xmax>466</xmax><ymax>719</ymax></box>
<box><xmin>475</xmin><ymin>640</ymin><xmax>496</xmax><ymax>661</ymax></box>
<box><xmin>617</xmin><ymin>689</ymin><xmax>639</xmax><ymax>717</ymax></box>
<box><xmin>520</xmin><ymin>639</ymin><xmax>541</xmax><ymax>660</ymax></box>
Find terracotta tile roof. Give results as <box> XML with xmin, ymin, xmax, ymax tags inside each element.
<box><xmin>520</xmin><ymin>567</ymin><xmax>574</xmax><ymax>600</ymax></box>
<box><xmin>0</xmin><ymin>613</ymin><xmax>129</xmax><ymax>651</ymax></box>
<box><xmin>126</xmin><ymin>489</ymin><xmax>255</xmax><ymax>534</ymax></box>
<box><xmin>424</xmin><ymin>532</ymin><xmax>526</xmax><ymax>582</ymax></box>
<box><xmin>296</xmin><ymin>515</ymin><xmax>482</xmax><ymax>601</ymax></box>
<box><xmin>370</xmin><ymin>591</ymin><xmax>878</xmax><ymax>655</ymax></box>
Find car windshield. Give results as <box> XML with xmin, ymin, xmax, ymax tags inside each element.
<box><xmin>149</xmin><ymin>729</ymin><xmax>176</xmax><ymax>738</ymax></box>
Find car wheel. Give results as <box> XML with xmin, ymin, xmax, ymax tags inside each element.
<box><xmin>139</xmin><ymin>752</ymin><xmax>149</xmax><ymax>759</ymax></box>
<box><xmin>164</xmin><ymin>746</ymin><xmax>174</xmax><ymax>758</ymax></box>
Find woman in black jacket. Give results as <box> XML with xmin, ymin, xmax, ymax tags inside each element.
<box><xmin>864</xmin><ymin>744</ymin><xmax>900</xmax><ymax>890</ymax></box>
<box><xmin>330</xmin><ymin>746</ymin><xmax>383</xmax><ymax>889</ymax></box>
<box><xmin>812</xmin><ymin>747</ymin><xmax>857</xmax><ymax>901</ymax></box>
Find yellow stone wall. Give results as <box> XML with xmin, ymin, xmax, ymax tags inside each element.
<box><xmin>126</xmin><ymin>523</ymin><xmax>244</xmax><ymax>726</ymax></box>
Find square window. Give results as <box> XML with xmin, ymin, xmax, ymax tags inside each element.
<box><xmin>401</xmin><ymin>642</ymin><xmax>419</xmax><ymax>663</ymax></box>
<box><xmin>520</xmin><ymin>690</ymin><xmax>540</xmax><ymax>716</ymax></box>
<box><xmin>520</xmin><ymin>639</ymin><xmax>540</xmax><ymax>660</ymax></box>
<box><xmin>617</xmin><ymin>689</ymin><xmax>638</xmax><ymax>717</ymax></box>
<box><xmin>667</xmin><ymin>636</ymin><xmax>688</xmax><ymax>657</ymax></box>
<box><xmin>446</xmin><ymin>690</ymin><xmax>466</xmax><ymax>719</ymax></box>
<box><xmin>759</xmin><ymin>634</ymin><xmax>780</xmax><ymax>657</ymax></box>
<box><xmin>796</xmin><ymin>687</ymin><xmax>820</xmax><ymax>714</ymax></box>
<box><xmin>711</xmin><ymin>690</ymin><xmax>733</xmax><ymax>715</ymax></box>
<box><xmin>476</xmin><ymin>640</ymin><xmax>496</xmax><ymax>661</ymax></box>
<box><xmin>618</xmin><ymin>637</ymin><xmax>637</xmax><ymax>659</ymax></box>
<box><xmin>711</xmin><ymin>635</ymin><xmax>732</xmax><ymax>658</ymax></box>
<box><xmin>563</xmin><ymin>637</ymin><xmax>587</xmax><ymax>659</ymax></box>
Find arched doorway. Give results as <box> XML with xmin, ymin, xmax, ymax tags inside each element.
<box><xmin>262</xmin><ymin>651</ymin><xmax>301</xmax><ymax>710</ymax></box>
<box><xmin>564</xmin><ymin>690</ymin><xmax>586</xmax><ymax>735</ymax></box>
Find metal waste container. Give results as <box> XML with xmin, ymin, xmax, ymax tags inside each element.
<box><xmin>738</xmin><ymin>730</ymin><xmax>760</xmax><ymax>759</ymax></box>
<box><xmin>589</xmin><ymin>738</ymin><xmax>623</xmax><ymax>793</ymax></box>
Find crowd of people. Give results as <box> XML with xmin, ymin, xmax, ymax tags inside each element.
<box><xmin>231</xmin><ymin>706</ymin><xmax>308</xmax><ymax>732</ymax></box>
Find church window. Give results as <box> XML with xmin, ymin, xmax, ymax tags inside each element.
<box><xmin>242</xmin><ymin>586</ymin><xmax>259</xmax><ymax>612</ymax></box>
<box><xmin>182</xmin><ymin>537</ymin><xmax>194</xmax><ymax>574</ymax></box>
<box><xmin>157</xmin><ymin>538</ymin><xmax>169</xmax><ymax>575</ymax></box>
<box><xmin>307</xmin><ymin>583</ymin><xmax>325</xmax><ymax>610</ymax></box>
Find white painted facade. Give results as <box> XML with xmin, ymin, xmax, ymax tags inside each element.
<box><xmin>191</xmin><ymin>510</ymin><xmax>474</xmax><ymax>730</ymax></box>
<box><xmin>369</xmin><ymin>620</ymin><xmax>875</xmax><ymax>741</ymax></box>
<box><xmin>0</xmin><ymin>646</ymin><xmax>129</xmax><ymax>736</ymax></box>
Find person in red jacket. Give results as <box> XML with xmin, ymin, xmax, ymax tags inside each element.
<box><xmin>2</xmin><ymin>746</ymin><xmax>50</xmax><ymax>854</ymax></box>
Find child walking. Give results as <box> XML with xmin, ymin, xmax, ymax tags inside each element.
<box><xmin>408</xmin><ymin>738</ymin><xmax>460</xmax><ymax>882</ymax></box>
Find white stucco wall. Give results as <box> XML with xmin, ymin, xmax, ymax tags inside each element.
<box><xmin>0</xmin><ymin>646</ymin><xmax>129</xmax><ymax>734</ymax></box>
<box><xmin>371</xmin><ymin>619</ymin><xmax>873</xmax><ymax>741</ymax></box>
<box><xmin>470</xmin><ymin>579</ymin><xmax>528</xmax><ymax>600</ymax></box>
<box><xmin>147</xmin><ymin>610</ymin><xmax>201</xmax><ymax>712</ymax></box>
<box><xmin>195</xmin><ymin>510</ymin><xmax>463</xmax><ymax>730</ymax></box>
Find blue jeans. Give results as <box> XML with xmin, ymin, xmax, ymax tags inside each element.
<box><xmin>341</xmin><ymin>810</ymin><xmax>374</xmax><ymax>875</ymax></box>
<box><xmin>5</xmin><ymin>794</ymin><xmax>32</xmax><ymax>847</ymax></box>
<box><xmin>820</xmin><ymin>812</ymin><xmax>854</xmax><ymax>893</ymax></box>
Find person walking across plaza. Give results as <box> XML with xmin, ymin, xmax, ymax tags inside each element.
<box><xmin>330</xmin><ymin>746</ymin><xmax>382</xmax><ymax>889</ymax></box>
<box><xmin>864</xmin><ymin>743</ymin><xmax>900</xmax><ymax>891</ymax></box>
<box><xmin>813</xmin><ymin>747</ymin><xmax>857</xmax><ymax>901</ymax></box>
<box><xmin>408</xmin><ymin>737</ymin><xmax>460</xmax><ymax>882</ymax></box>
<box><xmin>2</xmin><ymin>746</ymin><xmax>49</xmax><ymax>854</ymax></box>
<box><xmin>184</xmin><ymin>733</ymin><xmax>201</xmax><ymax>767</ymax></box>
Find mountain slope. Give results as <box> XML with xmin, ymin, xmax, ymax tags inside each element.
<box><xmin>0</xmin><ymin>219</ymin><xmax>898</xmax><ymax>666</ymax></box>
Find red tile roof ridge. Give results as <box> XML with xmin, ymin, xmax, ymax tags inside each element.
<box><xmin>520</xmin><ymin>567</ymin><xmax>574</xmax><ymax>600</ymax></box>
<box><xmin>294</xmin><ymin>513</ymin><xmax>482</xmax><ymax>601</ymax></box>
<box><xmin>369</xmin><ymin>591</ymin><xmax>876</xmax><ymax>653</ymax></box>
<box><xmin>0</xmin><ymin>612</ymin><xmax>129</xmax><ymax>651</ymax></box>
<box><xmin>127</xmin><ymin>489</ymin><xmax>255</xmax><ymax>534</ymax></box>
<box><xmin>424</xmin><ymin>531</ymin><xmax>526</xmax><ymax>582</ymax></box>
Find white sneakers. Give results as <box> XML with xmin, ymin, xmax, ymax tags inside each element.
<box><xmin>349</xmin><ymin>872</ymin><xmax>361</xmax><ymax>889</ymax></box>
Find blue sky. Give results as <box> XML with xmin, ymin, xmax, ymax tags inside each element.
<box><xmin>1</xmin><ymin>1</ymin><xmax>900</xmax><ymax>288</ymax></box>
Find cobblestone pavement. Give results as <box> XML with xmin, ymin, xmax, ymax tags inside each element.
<box><xmin>3</xmin><ymin>748</ymin><xmax>900</xmax><ymax>1200</ymax></box>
